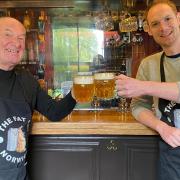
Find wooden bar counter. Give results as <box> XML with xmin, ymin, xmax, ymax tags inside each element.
<box><xmin>29</xmin><ymin>110</ymin><xmax>159</xmax><ymax>180</ymax></box>
<box><xmin>31</xmin><ymin>110</ymin><xmax>157</xmax><ymax>135</ymax></box>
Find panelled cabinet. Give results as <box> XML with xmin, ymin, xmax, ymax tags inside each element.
<box><xmin>28</xmin><ymin>135</ymin><xmax>159</xmax><ymax>180</ymax></box>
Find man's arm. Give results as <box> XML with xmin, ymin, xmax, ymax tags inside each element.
<box><xmin>135</xmin><ymin>109</ymin><xmax>180</xmax><ymax>148</ymax></box>
<box><xmin>116</xmin><ymin>74</ymin><xmax>180</xmax><ymax>103</ymax></box>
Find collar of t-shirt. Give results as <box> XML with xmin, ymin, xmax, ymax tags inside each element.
<box><xmin>165</xmin><ymin>53</ymin><xmax>180</xmax><ymax>58</ymax></box>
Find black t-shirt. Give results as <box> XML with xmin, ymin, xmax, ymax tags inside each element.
<box><xmin>0</xmin><ymin>68</ymin><xmax>76</xmax><ymax>121</ymax></box>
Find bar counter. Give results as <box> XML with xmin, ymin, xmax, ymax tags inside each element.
<box><xmin>31</xmin><ymin>110</ymin><xmax>157</xmax><ymax>135</ymax></box>
<box><xmin>29</xmin><ymin>110</ymin><xmax>159</xmax><ymax>180</ymax></box>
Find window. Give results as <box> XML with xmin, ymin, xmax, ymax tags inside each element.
<box><xmin>52</xmin><ymin>20</ymin><xmax>104</xmax><ymax>87</ymax></box>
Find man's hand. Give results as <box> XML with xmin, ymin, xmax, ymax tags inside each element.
<box><xmin>115</xmin><ymin>74</ymin><xmax>179</xmax><ymax>102</ymax></box>
<box><xmin>115</xmin><ymin>74</ymin><xmax>146</xmax><ymax>98</ymax></box>
<box><xmin>157</xmin><ymin>122</ymin><xmax>180</xmax><ymax>148</ymax></box>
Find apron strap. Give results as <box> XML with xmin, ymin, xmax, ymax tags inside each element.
<box><xmin>158</xmin><ymin>52</ymin><xmax>175</xmax><ymax>126</ymax></box>
<box><xmin>160</xmin><ymin>52</ymin><xmax>165</xmax><ymax>82</ymax></box>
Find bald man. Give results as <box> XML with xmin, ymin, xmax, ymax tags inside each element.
<box><xmin>0</xmin><ymin>17</ymin><xmax>76</xmax><ymax>180</ymax></box>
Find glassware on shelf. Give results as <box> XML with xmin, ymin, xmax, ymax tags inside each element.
<box><xmin>119</xmin><ymin>14</ymin><xmax>138</xmax><ymax>32</ymax></box>
<box><xmin>94</xmin><ymin>3</ymin><xmax>114</xmax><ymax>31</ymax></box>
<box><xmin>95</xmin><ymin>14</ymin><xmax>114</xmax><ymax>31</ymax></box>
<box><xmin>126</xmin><ymin>0</ymin><xmax>134</xmax><ymax>8</ymax></box>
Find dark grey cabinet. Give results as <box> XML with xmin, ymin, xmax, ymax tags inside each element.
<box><xmin>28</xmin><ymin>135</ymin><xmax>159</xmax><ymax>180</ymax></box>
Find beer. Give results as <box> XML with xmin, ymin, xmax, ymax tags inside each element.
<box><xmin>94</xmin><ymin>72</ymin><xmax>115</xmax><ymax>99</ymax></box>
<box><xmin>73</xmin><ymin>75</ymin><xmax>94</xmax><ymax>103</ymax></box>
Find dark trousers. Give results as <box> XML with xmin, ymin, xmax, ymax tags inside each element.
<box><xmin>158</xmin><ymin>140</ymin><xmax>180</xmax><ymax>180</ymax></box>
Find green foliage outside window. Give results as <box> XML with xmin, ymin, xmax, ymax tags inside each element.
<box><xmin>52</xmin><ymin>25</ymin><xmax>103</xmax><ymax>87</ymax></box>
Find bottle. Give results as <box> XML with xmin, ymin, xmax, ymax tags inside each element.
<box><xmin>23</xmin><ymin>10</ymin><xmax>31</xmax><ymax>31</ymax></box>
<box><xmin>37</xmin><ymin>64</ymin><xmax>45</xmax><ymax>79</ymax></box>
<box><xmin>120</xmin><ymin>59</ymin><xmax>127</xmax><ymax>75</ymax></box>
<box><xmin>27</xmin><ymin>39</ymin><xmax>35</xmax><ymax>61</ymax></box>
<box><xmin>38</xmin><ymin>10</ymin><xmax>45</xmax><ymax>33</ymax></box>
<box><xmin>37</xmin><ymin>64</ymin><xmax>46</xmax><ymax>91</ymax></box>
<box><xmin>29</xmin><ymin>9</ymin><xmax>36</xmax><ymax>29</ymax></box>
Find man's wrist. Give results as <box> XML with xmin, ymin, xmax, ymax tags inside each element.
<box><xmin>155</xmin><ymin>120</ymin><xmax>168</xmax><ymax>134</ymax></box>
<box><xmin>141</xmin><ymin>81</ymin><xmax>151</xmax><ymax>96</ymax></box>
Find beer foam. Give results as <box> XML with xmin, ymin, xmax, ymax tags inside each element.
<box><xmin>94</xmin><ymin>73</ymin><xmax>114</xmax><ymax>80</ymax></box>
<box><xmin>74</xmin><ymin>76</ymin><xmax>94</xmax><ymax>84</ymax></box>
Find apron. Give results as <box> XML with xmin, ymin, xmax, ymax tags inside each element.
<box><xmin>158</xmin><ymin>52</ymin><xmax>180</xmax><ymax>180</ymax></box>
<box><xmin>0</xmin><ymin>73</ymin><xmax>32</xmax><ymax>180</ymax></box>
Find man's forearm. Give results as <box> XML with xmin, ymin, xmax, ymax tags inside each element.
<box><xmin>136</xmin><ymin>109</ymin><xmax>166</xmax><ymax>133</ymax></box>
<box><xmin>144</xmin><ymin>81</ymin><xmax>180</xmax><ymax>103</ymax></box>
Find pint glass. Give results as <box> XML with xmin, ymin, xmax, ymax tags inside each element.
<box><xmin>94</xmin><ymin>72</ymin><xmax>115</xmax><ymax>100</ymax></box>
<box><xmin>73</xmin><ymin>74</ymin><xmax>94</xmax><ymax>103</ymax></box>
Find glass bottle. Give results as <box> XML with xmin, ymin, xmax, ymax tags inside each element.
<box><xmin>38</xmin><ymin>10</ymin><xmax>45</xmax><ymax>34</ymax></box>
<box><xmin>23</xmin><ymin>10</ymin><xmax>31</xmax><ymax>31</ymax></box>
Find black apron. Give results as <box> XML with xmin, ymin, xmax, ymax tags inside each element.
<box><xmin>158</xmin><ymin>52</ymin><xmax>180</xmax><ymax>180</ymax></box>
<box><xmin>0</xmin><ymin>97</ymin><xmax>31</xmax><ymax>179</ymax></box>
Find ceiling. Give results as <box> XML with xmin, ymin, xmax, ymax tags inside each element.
<box><xmin>0</xmin><ymin>0</ymin><xmax>152</xmax><ymax>9</ymax></box>
<box><xmin>0</xmin><ymin>0</ymin><xmax>179</xmax><ymax>10</ymax></box>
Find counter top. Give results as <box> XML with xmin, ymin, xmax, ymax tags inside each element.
<box><xmin>31</xmin><ymin>110</ymin><xmax>158</xmax><ymax>135</ymax></box>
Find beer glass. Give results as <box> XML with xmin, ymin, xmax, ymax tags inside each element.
<box><xmin>94</xmin><ymin>72</ymin><xmax>115</xmax><ymax>100</ymax></box>
<box><xmin>73</xmin><ymin>73</ymin><xmax>94</xmax><ymax>103</ymax></box>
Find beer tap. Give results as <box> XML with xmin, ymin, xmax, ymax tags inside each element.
<box><xmin>118</xmin><ymin>59</ymin><xmax>129</xmax><ymax>112</ymax></box>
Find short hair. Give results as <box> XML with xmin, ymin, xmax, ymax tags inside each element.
<box><xmin>144</xmin><ymin>0</ymin><xmax>177</xmax><ymax>21</ymax></box>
